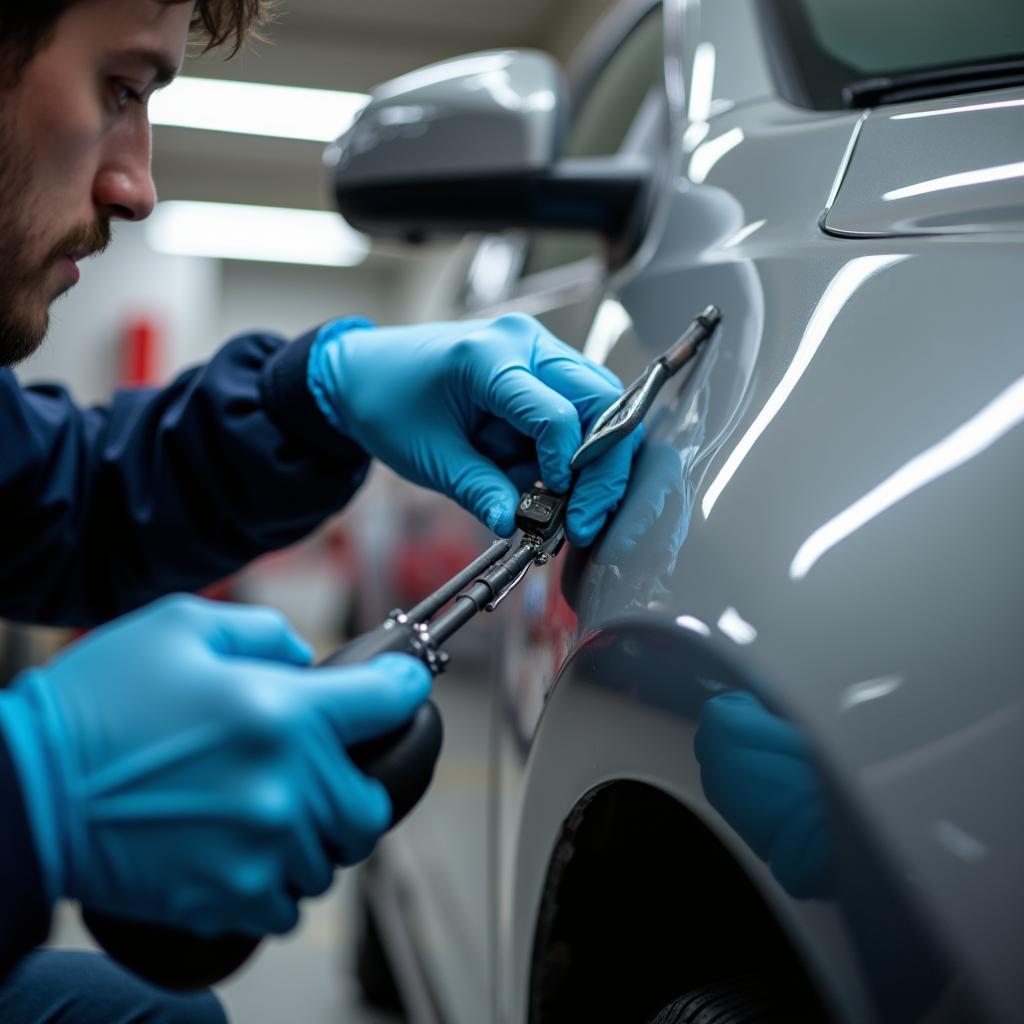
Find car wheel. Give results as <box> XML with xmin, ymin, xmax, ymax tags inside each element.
<box><xmin>353</xmin><ymin>889</ymin><xmax>403</xmax><ymax>1014</ymax></box>
<box><xmin>646</xmin><ymin>973</ymin><xmax>824</xmax><ymax>1024</ymax></box>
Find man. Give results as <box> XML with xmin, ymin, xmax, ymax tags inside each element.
<box><xmin>0</xmin><ymin>0</ymin><xmax>640</xmax><ymax>1020</ymax></box>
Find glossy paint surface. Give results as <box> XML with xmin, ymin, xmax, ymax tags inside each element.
<box><xmin>361</xmin><ymin>1</ymin><xmax>1024</xmax><ymax>1021</ymax></box>
<box><xmin>326</xmin><ymin>49</ymin><xmax>566</xmax><ymax>188</ymax></box>
<box><xmin>496</xmin><ymin>1</ymin><xmax>1024</xmax><ymax>1019</ymax></box>
<box><xmin>825</xmin><ymin>89</ymin><xmax>1024</xmax><ymax>236</ymax></box>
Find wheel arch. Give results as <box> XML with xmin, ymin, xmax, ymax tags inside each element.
<box><xmin>526</xmin><ymin>778</ymin><xmax>829</xmax><ymax>1022</ymax></box>
<box><xmin>504</xmin><ymin>618</ymin><xmax>878</xmax><ymax>1023</ymax></box>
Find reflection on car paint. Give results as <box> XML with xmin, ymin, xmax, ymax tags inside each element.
<box><xmin>882</xmin><ymin>161</ymin><xmax>1024</xmax><ymax>202</ymax></box>
<box><xmin>501</xmin><ymin>553</ymin><xmax>578</xmax><ymax>747</ymax></box>
<box><xmin>688</xmin><ymin>126</ymin><xmax>744</xmax><ymax>184</ymax></box>
<box><xmin>573</xmin><ymin>201</ymin><xmax>764</xmax><ymax>629</ymax></box>
<box><xmin>563</xmin><ymin>620</ymin><xmax>969</xmax><ymax>1020</ymax></box>
<box><xmin>693</xmin><ymin>687</ymin><xmax>968</xmax><ymax>1022</ymax></box>
<box><xmin>715</xmin><ymin>605</ymin><xmax>757</xmax><ymax>645</ymax></box>
<box><xmin>721</xmin><ymin>217</ymin><xmax>766</xmax><ymax>249</ymax></box>
<box><xmin>674</xmin><ymin>613</ymin><xmax>712</xmax><ymax>636</ymax></box>
<box><xmin>696</xmin><ymin>689</ymin><xmax>832</xmax><ymax>899</ymax></box>
<box><xmin>838</xmin><ymin>675</ymin><xmax>903</xmax><ymax>713</ymax></box>
<box><xmin>688</xmin><ymin>41</ymin><xmax>716</xmax><ymax>122</ymax></box>
<box><xmin>581</xmin><ymin>297</ymin><xmax>632</xmax><ymax>364</ymax></box>
<box><xmin>701</xmin><ymin>254</ymin><xmax>909</xmax><ymax>519</ymax></box>
<box><xmin>790</xmin><ymin>371</ymin><xmax>1024</xmax><ymax>579</ymax></box>
<box><xmin>891</xmin><ymin>97</ymin><xmax>1024</xmax><ymax>121</ymax></box>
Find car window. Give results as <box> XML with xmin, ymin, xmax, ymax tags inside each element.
<box><xmin>518</xmin><ymin>6</ymin><xmax>665</xmax><ymax>280</ymax></box>
<box><xmin>762</xmin><ymin>0</ymin><xmax>1024</xmax><ymax>109</ymax></box>
<box><xmin>805</xmin><ymin>0</ymin><xmax>1024</xmax><ymax>76</ymax></box>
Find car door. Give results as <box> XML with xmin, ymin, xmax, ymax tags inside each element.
<box><xmin>369</xmin><ymin>7</ymin><xmax>671</xmax><ymax>1024</ymax></box>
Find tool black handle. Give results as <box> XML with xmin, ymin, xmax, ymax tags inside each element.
<box><xmin>323</xmin><ymin>618</ymin><xmax>418</xmax><ymax>666</ymax></box>
<box><xmin>81</xmin><ymin>912</ymin><xmax>260</xmax><ymax>992</ymax></box>
<box><xmin>322</xmin><ymin>623</ymin><xmax>445</xmax><ymax>824</ymax></box>
<box><xmin>84</xmin><ymin>625</ymin><xmax>444</xmax><ymax>992</ymax></box>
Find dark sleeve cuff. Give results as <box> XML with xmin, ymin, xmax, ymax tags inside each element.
<box><xmin>260</xmin><ymin>326</ymin><xmax>369</xmax><ymax>463</ymax></box>
<box><xmin>0</xmin><ymin>735</ymin><xmax>50</xmax><ymax>977</ymax></box>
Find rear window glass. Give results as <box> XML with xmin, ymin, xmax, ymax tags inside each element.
<box><xmin>762</xmin><ymin>0</ymin><xmax>1024</xmax><ymax>109</ymax></box>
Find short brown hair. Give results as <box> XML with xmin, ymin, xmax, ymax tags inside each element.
<box><xmin>185</xmin><ymin>0</ymin><xmax>275</xmax><ymax>56</ymax></box>
<box><xmin>0</xmin><ymin>0</ymin><xmax>274</xmax><ymax>81</ymax></box>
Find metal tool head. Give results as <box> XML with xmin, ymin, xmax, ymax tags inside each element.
<box><xmin>569</xmin><ymin>306</ymin><xmax>721</xmax><ymax>475</ymax></box>
<box><xmin>569</xmin><ymin>362</ymin><xmax>668</xmax><ymax>474</ymax></box>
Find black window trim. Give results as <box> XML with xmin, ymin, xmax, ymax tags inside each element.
<box><xmin>755</xmin><ymin>0</ymin><xmax>1024</xmax><ymax>111</ymax></box>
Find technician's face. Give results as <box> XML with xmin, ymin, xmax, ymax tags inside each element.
<box><xmin>0</xmin><ymin>0</ymin><xmax>193</xmax><ymax>366</ymax></box>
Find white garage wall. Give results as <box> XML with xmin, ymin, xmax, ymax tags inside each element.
<box><xmin>16</xmin><ymin>221</ymin><xmax>219</xmax><ymax>404</ymax></box>
<box><xmin>214</xmin><ymin>258</ymin><xmax>404</xmax><ymax>343</ymax></box>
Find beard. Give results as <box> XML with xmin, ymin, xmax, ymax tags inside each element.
<box><xmin>0</xmin><ymin>132</ymin><xmax>110</xmax><ymax>367</ymax></box>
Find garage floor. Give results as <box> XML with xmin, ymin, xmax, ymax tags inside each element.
<box><xmin>217</xmin><ymin>881</ymin><xmax>399</xmax><ymax>1024</ymax></box>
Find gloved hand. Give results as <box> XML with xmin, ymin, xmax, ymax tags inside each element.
<box><xmin>595</xmin><ymin>439</ymin><xmax>694</xmax><ymax>575</ymax></box>
<box><xmin>694</xmin><ymin>691</ymin><xmax>832</xmax><ymax>899</ymax></box>
<box><xmin>308</xmin><ymin>314</ymin><xmax>642</xmax><ymax>547</ymax></box>
<box><xmin>0</xmin><ymin>595</ymin><xmax>430</xmax><ymax>937</ymax></box>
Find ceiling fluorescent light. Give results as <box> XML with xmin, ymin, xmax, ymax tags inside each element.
<box><xmin>145</xmin><ymin>201</ymin><xmax>370</xmax><ymax>267</ymax></box>
<box><xmin>150</xmin><ymin>77</ymin><xmax>370</xmax><ymax>142</ymax></box>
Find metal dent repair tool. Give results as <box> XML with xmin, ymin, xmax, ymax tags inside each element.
<box><xmin>82</xmin><ymin>305</ymin><xmax>720</xmax><ymax>990</ymax></box>
<box><xmin>570</xmin><ymin>304</ymin><xmax>721</xmax><ymax>473</ymax></box>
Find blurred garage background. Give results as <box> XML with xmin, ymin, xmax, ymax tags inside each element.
<box><xmin>0</xmin><ymin>1</ymin><xmax>616</xmax><ymax>1021</ymax></box>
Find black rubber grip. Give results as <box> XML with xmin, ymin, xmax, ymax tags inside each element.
<box><xmin>348</xmin><ymin>699</ymin><xmax>443</xmax><ymax>823</ymax></box>
<box><xmin>323</xmin><ymin>623</ymin><xmax>445</xmax><ymax>822</ymax></box>
<box><xmin>80</xmin><ymin>912</ymin><xmax>260</xmax><ymax>992</ymax></box>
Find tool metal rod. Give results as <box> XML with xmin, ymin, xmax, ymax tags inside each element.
<box><xmin>428</xmin><ymin>542</ymin><xmax>539</xmax><ymax>644</ymax></box>
<box><xmin>406</xmin><ymin>538</ymin><xmax>511</xmax><ymax>623</ymax></box>
<box><xmin>661</xmin><ymin>305</ymin><xmax>720</xmax><ymax>373</ymax></box>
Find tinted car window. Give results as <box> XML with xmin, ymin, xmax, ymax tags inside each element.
<box><xmin>762</xmin><ymin>0</ymin><xmax>1024</xmax><ymax>109</ymax></box>
<box><xmin>520</xmin><ymin>6</ymin><xmax>664</xmax><ymax>278</ymax></box>
<box><xmin>805</xmin><ymin>0</ymin><xmax>1024</xmax><ymax>76</ymax></box>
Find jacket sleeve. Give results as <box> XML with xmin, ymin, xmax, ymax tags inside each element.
<box><xmin>0</xmin><ymin>734</ymin><xmax>49</xmax><ymax>978</ymax></box>
<box><xmin>0</xmin><ymin>328</ymin><xmax>370</xmax><ymax>627</ymax></box>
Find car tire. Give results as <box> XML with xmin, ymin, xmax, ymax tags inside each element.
<box><xmin>353</xmin><ymin>890</ymin><xmax>403</xmax><ymax>1014</ymax></box>
<box><xmin>646</xmin><ymin>973</ymin><xmax>823</xmax><ymax>1024</ymax></box>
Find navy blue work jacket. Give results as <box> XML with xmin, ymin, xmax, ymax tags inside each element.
<box><xmin>0</xmin><ymin>328</ymin><xmax>369</xmax><ymax>974</ymax></box>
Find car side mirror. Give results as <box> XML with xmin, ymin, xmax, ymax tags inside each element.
<box><xmin>326</xmin><ymin>49</ymin><xmax>649</xmax><ymax>243</ymax></box>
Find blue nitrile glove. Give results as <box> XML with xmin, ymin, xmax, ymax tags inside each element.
<box><xmin>0</xmin><ymin>594</ymin><xmax>430</xmax><ymax>937</ymax></box>
<box><xmin>694</xmin><ymin>691</ymin><xmax>832</xmax><ymax>899</ymax></box>
<box><xmin>596</xmin><ymin>439</ymin><xmax>694</xmax><ymax>575</ymax></box>
<box><xmin>308</xmin><ymin>314</ymin><xmax>642</xmax><ymax>547</ymax></box>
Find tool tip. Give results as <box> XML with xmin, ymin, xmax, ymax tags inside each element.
<box><xmin>700</xmin><ymin>305</ymin><xmax>721</xmax><ymax>328</ymax></box>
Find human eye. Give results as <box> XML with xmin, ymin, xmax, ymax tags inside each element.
<box><xmin>110</xmin><ymin>80</ymin><xmax>144</xmax><ymax>112</ymax></box>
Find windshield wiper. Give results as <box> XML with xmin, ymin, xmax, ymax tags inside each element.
<box><xmin>843</xmin><ymin>57</ymin><xmax>1024</xmax><ymax>108</ymax></box>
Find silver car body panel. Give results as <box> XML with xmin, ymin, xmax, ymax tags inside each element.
<box><xmin>325</xmin><ymin>50</ymin><xmax>566</xmax><ymax>188</ymax></box>
<box><xmin>366</xmin><ymin>1</ymin><xmax>1024</xmax><ymax>1021</ymax></box>
<box><xmin>498</xmin><ymin>0</ymin><xmax>1024</xmax><ymax>1019</ymax></box>
<box><xmin>824</xmin><ymin>89</ymin><xmax>1024</xmax><ymax>237</ymax></box>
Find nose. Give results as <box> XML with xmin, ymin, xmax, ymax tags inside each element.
<box><xmin>93</xmin><ymin>117</ymin><xmax>157</xmax><ymax>222</ymax></box>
